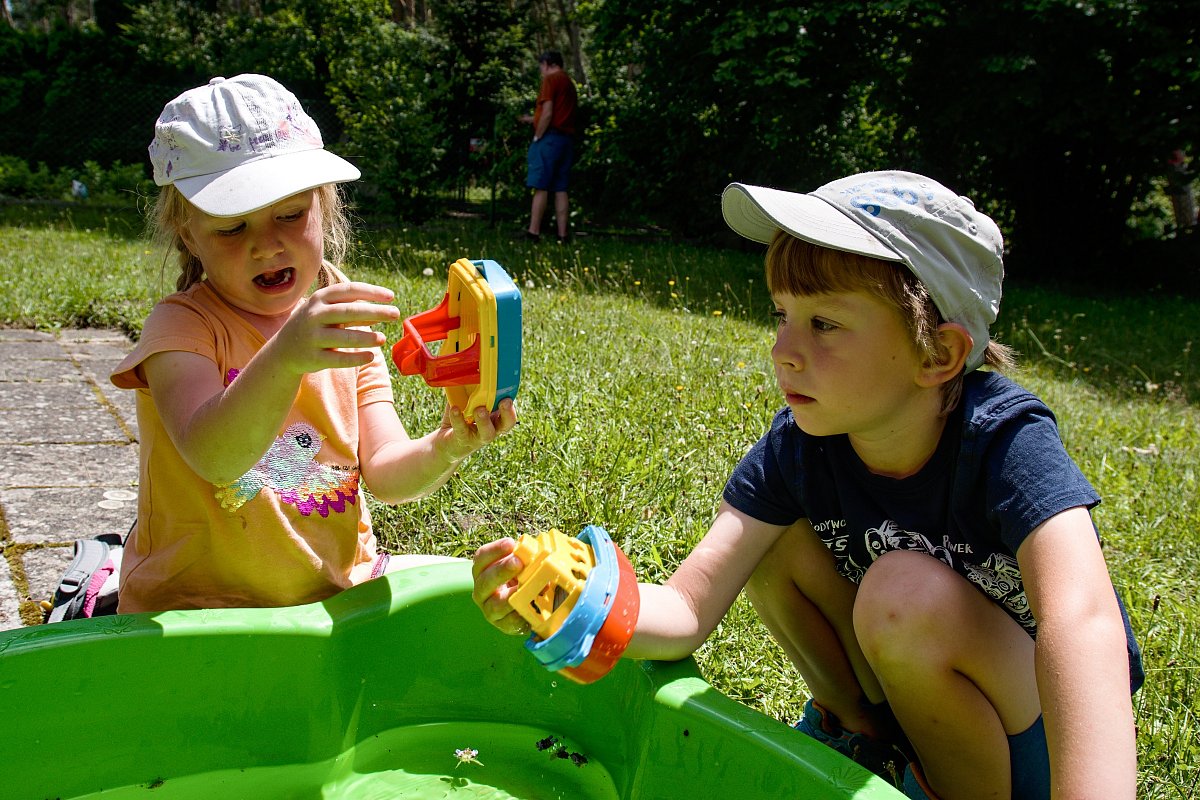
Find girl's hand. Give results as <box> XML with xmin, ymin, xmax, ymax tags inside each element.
<box><xmin>471</xmin><ymin>537</ymin><xmax>530</xmax><ymax>636</ymax></box>
<box><xmin>435</xmin><ymin>397</ymin><xmax>519</xmax><ymax>463</ymax></box>
<box><xmin>273</xmin><ymin>282</ymin><xmax>401</xmax><ymax>375</ymax></box>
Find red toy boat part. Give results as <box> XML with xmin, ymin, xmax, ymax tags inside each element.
<box><xmin>392</xmin><ymin>258</ymin><xmax>522</xmax><ymax>413</ymax></box>
<box><xmin>394</xmin><ymin>292</ymin><xmax>481</xmax><ymax>386</ymax></box>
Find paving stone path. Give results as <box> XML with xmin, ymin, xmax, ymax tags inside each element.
<box><xmin>0</xmin><ymin>328</ymin><xmax>138</xmax><ymax>629</ymax></box>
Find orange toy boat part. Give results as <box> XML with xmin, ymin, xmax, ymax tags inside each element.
<box><xmin>393</xmin><ymin>258</ymin><xmax>521</xmax><ymax>413</ymax></box>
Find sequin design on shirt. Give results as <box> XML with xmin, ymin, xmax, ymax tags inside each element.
<box><xmin>215</xmin><ymin>422</ymin><xmax>359</xmax><ymax>517</ymax></box>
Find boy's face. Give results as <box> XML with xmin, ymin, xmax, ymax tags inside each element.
<box><xmin>770</xmin><ymin>289</ymin><xmax>930</xmax><ymax>441</ymax></box>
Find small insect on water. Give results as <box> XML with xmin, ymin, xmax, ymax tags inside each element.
<box><xmin>454</xmin><ymin>747</ymin><xmax>484</xmax><ymax>768</ymax></box>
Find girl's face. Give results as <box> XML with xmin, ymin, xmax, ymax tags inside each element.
<box><xmin>770</xmin><ymin>289</ymin><xmax>929</xmax><ymax>443</ymax></box>
<box><xmin>180</xmin><ymin>190</ymin><xmax>324</xmax><ymax>322</ymax></box>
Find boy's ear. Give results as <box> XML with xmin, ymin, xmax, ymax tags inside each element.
<box><xmin>916</xmin><ymin>322</ymin><xmax>972</xmax><ymax>387</ymax></box>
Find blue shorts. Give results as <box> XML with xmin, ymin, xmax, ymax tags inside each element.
<box><xmin>1009</xmin><ymin>715</ymin><xmax>1050</xmax><ymax>800</ymax></box>
<box><xmin>525</xmin><ymin>130</ymin><xmax>574</xmax><ymax>193</ymax></box>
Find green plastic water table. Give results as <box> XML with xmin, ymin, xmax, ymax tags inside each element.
<box><xmin>0</xmin><ymin>562</ymin><xmax>903</xmax><ymax>799</ymax></box>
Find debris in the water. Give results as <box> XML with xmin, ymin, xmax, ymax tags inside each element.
<box><xmin>454</xmin><ymin>747</ymin><xmax>484</xmax><ymax>767</ymax></box>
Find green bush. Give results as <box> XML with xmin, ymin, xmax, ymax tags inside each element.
<box><xmin>0</xmin><ymin>155</ymin><xmax>60</xmax><ymax>199</ymax></box>
<box><xmin>0</xmin><ymin>155</ymin><xmax>152</xmax><ymax>205</ymax></box>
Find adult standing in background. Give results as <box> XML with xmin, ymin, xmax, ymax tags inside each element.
<box><xmin>521</xmin><ymin>51</ymin><xmax>578</xmax><ymax>243</ymax></box>
<box><xmin>1166</xmin><ymin>149</ymin><xmax>1196</xmax><ymax>230</ymax></box>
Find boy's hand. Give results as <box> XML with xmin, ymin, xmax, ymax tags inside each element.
<box><xmin>274</xmin><ymin>282</ymin><xmax>401</xmax><ymax>375</ymax></box>
<box><xmin>435</xmin><ymin>397</ymin><xmax>518</xmax><ymax>463</ymax></box>
<box><xmin>471</xmin><ymin>537</ymin><xmax>530</xmax><ymax>636</ymax></box>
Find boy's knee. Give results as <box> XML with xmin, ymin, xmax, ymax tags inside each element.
<box><xmin>853</xmin><ymin>550</ymin><xmax>951</xmax><ymax>660</ymax></box>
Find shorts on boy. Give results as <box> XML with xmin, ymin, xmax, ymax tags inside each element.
<box><xmin>526</xmin><ymin>130</ymin><xmax>574</xmax><ymax>193</ymax></box>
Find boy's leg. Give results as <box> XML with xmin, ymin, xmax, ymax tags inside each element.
<box><xmin>745</xmin><ymin>520</ymin><xmax>888</xmax><ymax>737</ymax></box>
<box><xmin>854</xmin><ymin>550</ymin><xmax>1042</xmax><ymax>800</ymax></box>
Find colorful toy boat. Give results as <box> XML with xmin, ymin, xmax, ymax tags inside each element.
<box><xmin>508</xmin><ymin>526</ymin><xmax>640</xmax><ymax>684</ymax></box>
<box><xmin>393</xmin><ymin>258</ymin><xmax>522</xmax><ymax>413</ymax></box>
<box><xmin>0</xmin><ymin>563</ymin><xmax>903</xmax><ymax>799</ymax></box>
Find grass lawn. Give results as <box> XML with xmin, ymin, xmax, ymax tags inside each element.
<box><xmin>2</xmin><ymin>202</ymin><xmax>1197</xmax><ymax>796</ymax></box>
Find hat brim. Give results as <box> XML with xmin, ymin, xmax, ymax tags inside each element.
<box><xmin>721</xmin><ymin>182</ymin><xmax>902</xmax><ymax>262</ymax></box>
<box><xmin>174</xmin><ymin>148</ymin><xmax>360</xmax><ymax>217</ymax></box>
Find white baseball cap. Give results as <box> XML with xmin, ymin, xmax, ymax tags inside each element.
<box><xmin>148</xmin><ymin>74</ymin><xmax>360</xmax><ymax>217</ymax></box>
<box><xmin>722</xmin><ymin>171</ymin><xmax>1004</xmax><ymax>371</ymax></box>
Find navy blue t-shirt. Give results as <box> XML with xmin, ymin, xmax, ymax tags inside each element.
<box><xmin>724</xmin><ymin>371</ymin><xmax>1144</xmax><ymax>689</ymax></box>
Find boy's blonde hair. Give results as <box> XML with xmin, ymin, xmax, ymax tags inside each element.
<box><xmin>150</xmin><ymin>183</ymin><xmax>353</xmax><ymax>292</ymax></box>
<box><xmin>766</xmin><ymin>232</ymin><xmax>1015</xmax><ymax>416</ymax></box>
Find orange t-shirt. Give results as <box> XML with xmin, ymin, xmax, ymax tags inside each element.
<box><xmin>111</xmin><ymin>281</ymin><xmax>394</xmax><ymax>613</ymax></box>
<box><xmin>533</xmin><ymin>69</ymin><xmax>578</xmax><ymax>135</ymax></box>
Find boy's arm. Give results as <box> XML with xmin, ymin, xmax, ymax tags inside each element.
<box><xmin>1017</xmin><ymin>505</ymin><xmax>1137</xmax><ymax>798</ymax></box>
<box><xmin>472</xmin><ymin>502</ymin><xmax>787</xmax><ymax>661</ymax></box>
<box><xmin>626</xmin><ymin>503</ymin><xmax>787</xmax><ymax>660</ymax></box>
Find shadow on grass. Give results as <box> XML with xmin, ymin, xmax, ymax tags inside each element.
<box><xmin>360</xmin><ymin>212</ymin><xmax>1200</xmax><ymax>407</ymax></box>
<box><xmin>5</xmin><ymin>200</ymin><xmax>1197</xmax><ymax>406</ymax></box>
<box><xmin>0</xmin><ymin>199</ymin><xmax>148</xmax><ymax>241</ymax></box>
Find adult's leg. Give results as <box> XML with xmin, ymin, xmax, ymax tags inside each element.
<box><xmin>854</xmin><ymin>550</ymin><xmax>1041</xmax><ymax>800</ymax></box>
<box><xmin>746</xmin><ymin>520</ymin><xmax>887</xmax><ymax>736</ymax></box>
<box><xmin>554</xmin><ymin>191</ymin><xmax>570</xmax><ymax>238</ymax></box>
<box><xmin>528</xmin><ymin>189</ymin><xmax>549</xmax><ymax>236</ymax></box>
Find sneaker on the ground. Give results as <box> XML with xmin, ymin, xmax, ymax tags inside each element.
<box><xmin>793</xmin><ymin>698</ymin><xmax>906</xmax><ymax>787</ymax></box>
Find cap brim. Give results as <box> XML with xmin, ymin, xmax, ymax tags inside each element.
<box><xmin>721</xmin><ymin>182</ymin><xmax>902</xmax><ymax>262</ymax></box>
<box><xmin>174</xmin><ymin>148</ymin><xmax>360</xmax><ymax>217</ymax></box>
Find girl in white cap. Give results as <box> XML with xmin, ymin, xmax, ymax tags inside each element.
<box><xmin>112</xmin><ymin>75</ymin><xmax>516</xmax><ymax>613</ymax></box>
<box><xmin>472</xmin><ymin>172</ymin><xmax>1141</xmax><ymax>799</ymax></box>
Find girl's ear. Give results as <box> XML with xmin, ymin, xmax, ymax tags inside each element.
<box><xmin>917</xmin><ymin>322</ymin><xmax>972</xmax><ymax>387</ymax></box>
<box><xmin>177</xmin><ymin>226</ymin><xmax>198</xmax><ymax>257</ymax></box>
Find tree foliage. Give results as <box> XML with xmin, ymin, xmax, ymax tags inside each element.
<box><xmin>576</xmin><ymin>0</ymin><xmax>1198</xmax><ymax>281</ymax></box>
<box><xmin>3</xmin><ymin>0</ymin><xmax>1197</xmax><ymax>282</ymax></box>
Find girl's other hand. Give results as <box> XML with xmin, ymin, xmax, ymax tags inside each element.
<box><xmin>274</xmin><ymin>282</ymin><xmax>401</xmax><ymax>375</ymax></box>
<box><xmin>471</xmin><ymin>537</ymin><xmax>529</xmax><ymax>635</ymax></box>
<box><xmin>435</xmin><ymin>396</ymin><xmax>518</xmax><ymax>463</ymax></box>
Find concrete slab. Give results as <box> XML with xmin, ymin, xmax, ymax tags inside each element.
<box><xmin>0</xmin><ymin>556</ymin><xmax>22</xmax><ymax>631</ymax></box>
<box><xmin>0</xmin><ymin>443</ymin><xmax>138</xmax><ymax>488</ymax></box>
<box><xmin>21</xmin><ymin>543</ymin><xmax>74</xmax><ymax>616</ymax></box>
<box><xmin>0</xmin><ymin>403</ymin><xmax>131</xmax><ymax>444</ymax></box>
<box><xmin>3</xmin><ymin>487</ymin><xmax>136</xmax><ymax>545</ymax></box>
<box><xmin>0</xmin><ymin>328</ymin><xmax>137</xmax><ymax>629</ymax></box>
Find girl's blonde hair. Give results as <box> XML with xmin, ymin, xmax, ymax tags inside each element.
<box><xmin>765</xmin><ymin>231</ymin><xmax>1015</xmax><ymax>416</ymax></box>
<box><xmin>150</xmin><ymin>183</ymin><xmax>353</xmax><ymax>292</ymax></box>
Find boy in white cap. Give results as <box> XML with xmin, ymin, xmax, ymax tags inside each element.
<box><xmin>472</xmin><ymin>171</ymin><xmax>1142</xmax><ymax>799</ymax></box>
<box><xmin>113</xmin><ymin>75</ymin><xmax>517</xmax><ymax>613</ymax></box>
